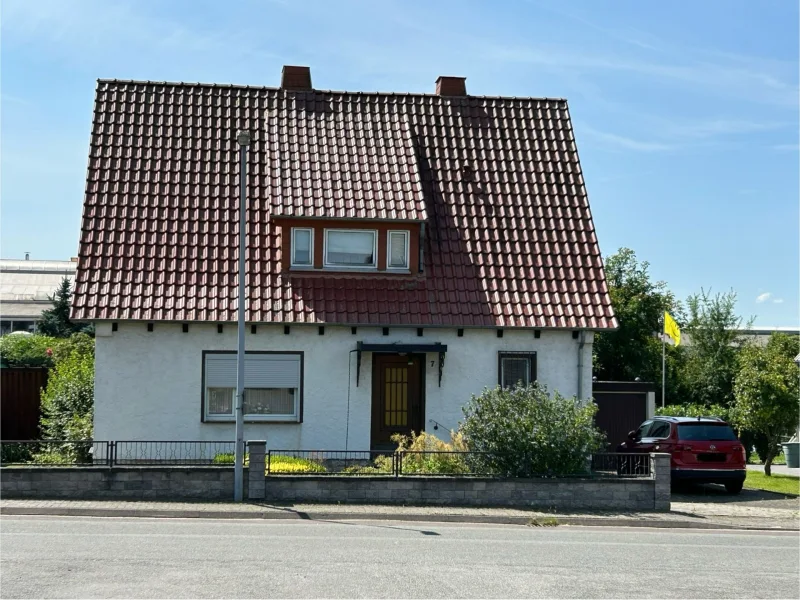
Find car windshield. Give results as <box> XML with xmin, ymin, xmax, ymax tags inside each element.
<box><xmin>677</xmin><ymin>423</ymin><xmax>738</xmax><ymax>441</ymax></box>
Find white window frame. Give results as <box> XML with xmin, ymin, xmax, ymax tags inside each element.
<box><xmin>323</xmin><ymin>228</ymin><xmax>378</xmax><ymax>269</ymax></box>
<box><xmin>386</xmin><ymin>230</ymin><xmax>410</xmax><ymax>271</ymax></box>
<box><xmin>203</xmin><ymin>352</ymin><xmax>302</xmax><ymax>423</ymax></box>
<box><xmin>291</xmin><ymin>227</ymin><xmax>314</xmax><ymax>268</ymax></box>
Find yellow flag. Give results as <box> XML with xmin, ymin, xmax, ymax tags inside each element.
<box><xmin>664</xmin><ymin>311</ymin><xmax>681</xmax><ymax>346</ymax></box>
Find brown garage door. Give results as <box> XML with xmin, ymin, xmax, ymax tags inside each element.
<box><xmin>592</xmin><ymin>381</ymin><xmax>651</xmax><ymax>450</ymax></box>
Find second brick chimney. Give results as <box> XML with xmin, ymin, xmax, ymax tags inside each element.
<box><xmin>281</xmin><ymin>65</ymin><xmax>312</xmax><ymax>91</ymax></box>
<box><xmin>435</xmin><ymin>76</ymin><xmax>467</xmax><ymax>96</ymax></box>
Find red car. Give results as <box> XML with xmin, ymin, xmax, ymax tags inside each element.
<box><xmin>617</xmin><ymin>416</ymin><xmax>747</xmax><ymax>493</ymax></box>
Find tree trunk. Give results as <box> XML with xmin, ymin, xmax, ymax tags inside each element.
<box><xmin>764</xmin><ymin>452</ymin><xmax>774</xmax><ymax>477</ymax></box>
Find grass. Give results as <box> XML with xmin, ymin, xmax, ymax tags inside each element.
<box><xmin>528</xmin><ymin>516</ymin><xmax>559</xmax><ymax>527</ymax></box>
<box><xmin>748</xmin><ymin>451</ymin><xmax>787</xmax><ymax>465</ymax></box>
<box><xmin>744</xmin><ymin>470</ymin><xmax>800</xmax><ymax>496</ymax></box>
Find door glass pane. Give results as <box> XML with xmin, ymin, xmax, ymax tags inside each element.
<box><xmin>384</xmin><ymin>366</ymin><xmax>409</xmax><ymax>428</ymax></box>
<box><xmin>502</xmin><ymin>357</ymin><xmax>529</xmax><ymax>387</ymax></box>
<box><xmin>207</xmin><ymin>388</ymin><xmax>234</xmax><ymax>415</ymax></box>
<box><xmin>244</xmin><ymin>388</ymin><xmax>296</xmax><ymax>416</ymax></box>
<box><xmin>293</xmin><ymin>229</ymin><xmax>311</xmax><ymax>265</ymax></box>
<box><xmin>326</xmin><ymin>231</ymin><xmax>375</xmax><ymax>266</ymax></box>
<box><xmin>388</xmin><ymin>232</ymin><xmax>408</xmax><ymax>268</ymax></box>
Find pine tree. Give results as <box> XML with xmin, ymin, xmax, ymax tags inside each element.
<box><xmin>37</xmin><ymin>277</ymin><xmax>90</xmax><ymax>338</ymax></box>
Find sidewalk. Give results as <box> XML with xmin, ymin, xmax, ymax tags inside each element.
<box><xmin>2</xmin><ymin>498</ymin><xmax>798</xmax><ymax>530</ymax></box>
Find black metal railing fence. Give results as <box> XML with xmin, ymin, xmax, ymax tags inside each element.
<box><xmin>0</xmin><ymin>440</ymin><xmax>236</xmax><ymax>467</ymax></box>
<box><xmin>0</xmin><ymin>440</ymin><xmax>653</xmax><ymax>479</ymax></box>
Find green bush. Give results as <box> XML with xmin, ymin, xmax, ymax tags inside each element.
<box><xmin>39</xmin><ymin>347</ymin><xmax>94</xmax><ymax>442</ymax></box>
<box><xmin>0</xmin><ymin>334</ymin><xmax>59</xmax><ymax>367</ymax></box>
<box><xmin>392</xmin><ymin>431</ymin><xmax>471</xmax><ymax>475</ymax></box>
<box><xmin>460</xmin><ymin>383</ymin><xmax>606</xmax><ymax>477</ymax></box>
<box><xmin>0</xmin><ymin>332</ymin><xmax>94</xmax><ymax>369</ymax></box>
<box><xmin>212</xmin><ymin>452</ymin><xmax>326</xmax><ymax>474</ymax></box>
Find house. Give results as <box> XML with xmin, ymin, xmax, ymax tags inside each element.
<box><xmin>681</xmin><ymin>327</ymin><xmax>799</xmax><ymax>348</ymax></box>
<box><xmin>1</xmin><ymin>256</ymin><xmax>78</xmax><ymax>335</ymax></box>
<box><xmin>72</xmin><ymin>66</ymin><xmax>616</xmax><ymax>451</ymax></box>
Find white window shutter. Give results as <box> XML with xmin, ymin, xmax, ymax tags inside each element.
<box><xmin>245</xmin><ymin>354</ymin><xmax>301</xmax><ymax>388</ymax></box>
<box><xmin>205</xmin><ymin>353</ymin><xmax>301</xmax><ymax>389</ymax></box>
<box><xmin>206</xmin><ymin>355</ymin><xmax>237</xmax><ymax>387</ymax></box>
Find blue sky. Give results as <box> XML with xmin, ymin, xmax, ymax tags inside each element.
<box><xmin>1</xmin><ymin>0</ymin><xmax>798</xmax><ymax>326</ymax></box>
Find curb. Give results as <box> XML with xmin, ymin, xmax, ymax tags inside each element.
<box><xmin>2</xmin><ymin>506</ymin><xmax>797</xmax><ymax>531</ymax></box>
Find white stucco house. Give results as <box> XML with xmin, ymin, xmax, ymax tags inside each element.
<box><xmin>72</xmin><ymin>66</ymin><xmax>617</xmax><ymax>451</ymax></box>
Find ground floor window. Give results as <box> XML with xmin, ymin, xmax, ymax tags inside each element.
<box><xmin>498</xmin><ymin>352</ymin><xmax>537</xmax><ymax>388</ymax></box>
<box><xmin>202</xmin><ymin>352</ymin><xmax>303</xmax><ymax>422</ymax></box>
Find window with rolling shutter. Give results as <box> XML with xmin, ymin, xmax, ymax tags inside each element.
<box><xmin>203</xmin><ymin>352</ymin><xmax>303</xmax><ymax>422</ymax></box>
<box><xmin>498</xmin><ymin>352</ymin><xmax>537</xmax><ymax>388</ymax></box>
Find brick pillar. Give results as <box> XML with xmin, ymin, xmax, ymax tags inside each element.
<box><xmin>247</xmin><ymin>441</ymin><xmax>266</xmax><ymax>500</ymax></box>
<box><xmin>651</xmin><ymin>453</ymin><xmax>671</xmax><ymax>511</ymax></box>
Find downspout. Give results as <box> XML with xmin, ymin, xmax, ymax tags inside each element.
<box><xmin>577</xmin><ymin>331</ymin><xmax>586</xmax><ymax>401</ymax></box>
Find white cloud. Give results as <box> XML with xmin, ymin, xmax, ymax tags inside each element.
<box><xmin>756</xmin><ymin>292</ymin><xmax>772</xmax><ymax>303</ymax></box>
<box><xmin>773</xmin><ymin>298</ymin><xmax>785</xmax><ymax>304</ymax></box>
<box><xmin>577</xmin><ymin>125</ymin><xmax>674</xmax><ymax>152</ymax></box>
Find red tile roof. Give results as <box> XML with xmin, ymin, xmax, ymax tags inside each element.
<box><xmin>72</xmin><ymin>79</ymin><xmax>617</xmax><ymax>329</ymax></box>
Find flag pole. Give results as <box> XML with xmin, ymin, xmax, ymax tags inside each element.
<box><xmin>661</xmin><ymin>314</ymin><xmax>666</xmax><ymax>408</ymax></box>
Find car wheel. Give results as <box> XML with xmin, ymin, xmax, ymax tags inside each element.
<box><xmin>725</xmin><ymin>481</ymin><xmax>744</xmax><ymax>494</ymax></box>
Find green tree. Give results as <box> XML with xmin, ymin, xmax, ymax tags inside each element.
<box><xmin>460</xmin><ymin>383</ymin><xmax>606</xmax><ymax>476</ymax></box>
<box><xmin>37</xmin><ymin>277</ymin><xmax>92</xmax><ymax>338</ymax></box>
<box><xmin>593</xmin><ymin>248</ymin><xmax>683</xmax><ymax>397</ymax></box>
<box><xmin>39</xmin><ymin>337</ymin><xmax>94</xmax><ymax>442</ymax></box>
<box><xmin>731</xmin><ymin>333</ymin><xmax>800</xmax><ymax>476</ymax></box>
<box><xmin>682</xmin><ymin>289</ymin><xmax>751</xmax><ymax>407</ymax></box>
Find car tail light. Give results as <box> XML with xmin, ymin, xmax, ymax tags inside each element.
<box><xmin>734</xmin><ymin>445</ymin><xmax>745</xmax><ymax>462</ymax></box>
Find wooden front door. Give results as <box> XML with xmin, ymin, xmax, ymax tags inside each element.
<box><xmin>371</xmin><ymin>354</ymin><xmax>424</xmax><ymax>451</ymax></box>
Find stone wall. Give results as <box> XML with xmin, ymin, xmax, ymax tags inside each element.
<box><xmin>248</xmin><ymin>447</ymin><xmax>669</xmax><ymax>511</ymax></box>
<box><xmin>1</xmin><ymin>453</ymin><xmax>671</xmax><ymax>511</ymax></box>
<box><xmin>260</xmin><ymin>476</ymin><xmax>662</xmax><ymax>511</ymax></box>
<box><xmin>0</xmin><ymin>467</ymin><xmax>238</xmax><ymax>500</ymax></box>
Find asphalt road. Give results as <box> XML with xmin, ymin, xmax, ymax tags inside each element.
<box><xmin>1</xmin><ymin>516</ymin><xmax>798</xmax><ymax>599</ymax></box>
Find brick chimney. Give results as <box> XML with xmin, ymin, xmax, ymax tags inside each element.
<box><xmin>435</xmin><ymin>76</ymin><xmax>467</xmax><ymax>96</ymax></box>
<box><xmin>281</xmin><ymin>65</ymin><xmax>312</xmax><ymax>91</ymax></box>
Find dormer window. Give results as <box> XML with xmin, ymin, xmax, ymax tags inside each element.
<box><xmin>387</xmin><ymin>231</ymin><xmax>409</xmax><ymax>270</ymax></box>
<box><xmin>286</xmin><ymin>224</ymin><xmax>416</xmax><ymax>273</ymax></box>
<box><xmin>291</xmin><ymin>228</ymin><xmax>313</xmax><ymax>267</ymax></box>
<box><xmin>324</xmin><ymin>229</ymin><xmax>377</xmax><ymax>268</ymax></box>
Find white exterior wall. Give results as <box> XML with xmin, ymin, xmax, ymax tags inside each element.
<box><xmin>94</xmin><ymin>323</ymin><xmax>594</xmax><ymax>450</ymax></box>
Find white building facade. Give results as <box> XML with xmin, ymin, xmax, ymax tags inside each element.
<box><xmin>94</xmin><ymin>323</ymin><xmax>593</xmax><ymax>449</ymax></box>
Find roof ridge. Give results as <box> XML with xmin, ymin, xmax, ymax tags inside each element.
<box><xmin>95</xmin><ymin>78</ymin><xmax>567</xmax><ymax>102</ymax></box>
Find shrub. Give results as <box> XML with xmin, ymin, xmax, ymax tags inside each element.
<box><xmin>0</xmin><ymin>334</ymin><xmax>59</xmax><ymax>368</ymax></box>
<box><xmin>269</xmin><ymin>455</ymin><xmax>326</xmax><ymax>474</ymax></box>
<box><xmin>392</xmin><ymin>431</ymin><xmax>470</xmax><ymax>475</ymax></box>
<box><xmin>212</xmin><ymin>452</ymin><xmax>326</xmax><ymax>474</ymax></box>
<box><xmin>342</xmin><ymin>455</ymin><xmax>395</xmax><ymax>475</ymax></box>
<box><xmin>460</xmin><ymin>383</ymin><xmax>606</xmax><ymax>477</ymax></box>
<box><xmin>0</xmin><ymin>332</ymin><xmax>94</xmax><ymax>369</ymax></box>
<box><xmin>39</xmin><ymin>348</ymin><xmax>94</xmax><ymax>442</ymax></box>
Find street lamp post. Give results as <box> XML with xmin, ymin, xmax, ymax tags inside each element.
<box><xmin>234</xmin><ymin>130</ymin><xmax>251</xmax><ymax>502</ymax></box>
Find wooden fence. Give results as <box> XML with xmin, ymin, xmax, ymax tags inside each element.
<box><xmin>1</xmin><ymin>367</ymin><xmax>47</xmax><ymax>440</ymax></box>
